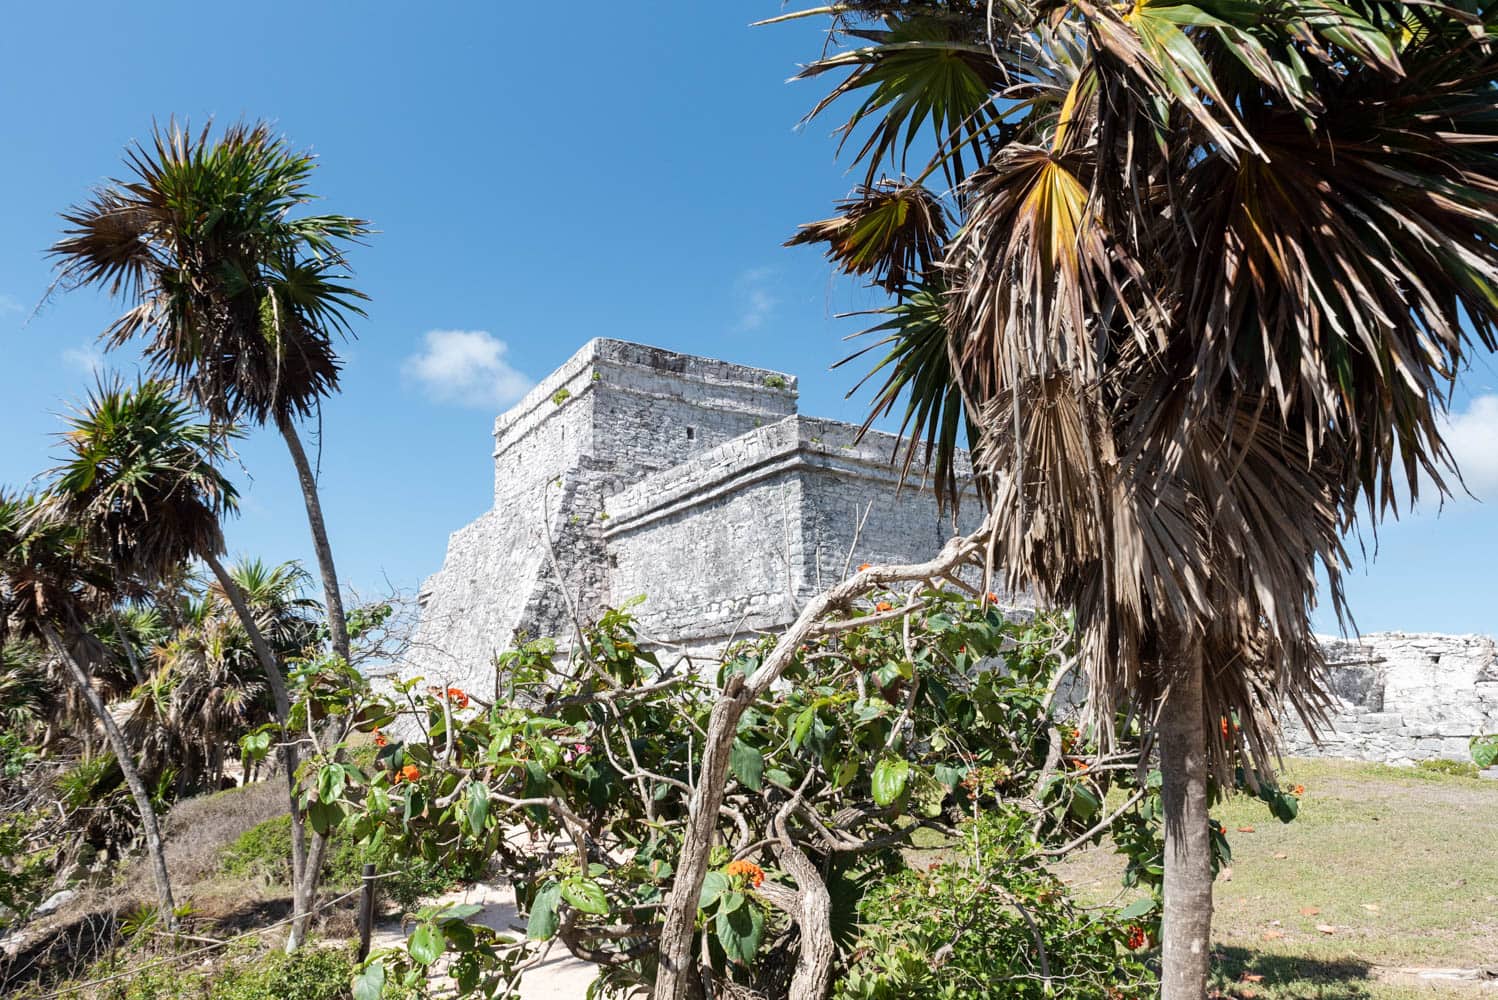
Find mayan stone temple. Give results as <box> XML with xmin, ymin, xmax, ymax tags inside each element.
<box><xmin>404</xmin><ymin>338</ymin><xmax>985</xmax><ymax>694</ymax></box>
<box><xmin>404</xmin><ymin>338</ymin><xmax>1498</xmax><ymax>765</ymax></box>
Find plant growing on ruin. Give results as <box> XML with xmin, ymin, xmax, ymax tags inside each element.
<box><xmin>774</xmin><ymin>3</ymin><xmax>1498</xmax><ymax>995</ymax></box>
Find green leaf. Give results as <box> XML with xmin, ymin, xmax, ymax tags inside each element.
<box><xmin>561</xmin><ymin>878</ymin><xmax>609</xmax><ymax>916</ymax></box>
<box><xmin>307</xmin><ymin>798</ymin><xmax>342</xmax><ymax>836</ymax></box>
<box><xmin>698</xmin><ymin>871</ymin><xmax>729</xmax><ymax>910</ymax></box>
<box><xmin>933</xmin><ymin>763</ymin><xmax>965</xmax><ymax>789</ymax></box>
<box><xmin>730</xmin><ymin>739</ymin><xmax>764</xmax><ymax>792</ymax></box>
<box><xmin>408</xmin><ymin>923</ymin><xmax>445</xmax><ymax>966</ymax></box>
<box><xmin>1472</xmin><ymin>734</ymin><xmax>1498</xmax><ymax>770</ymax></box>
<box><xmin>527</xmin><ymin>882</ymin><xmax>561</xmax><ymax>940</ymax></box>
<box><xmin>465</xmin><ymin>780</ymin><xmax>489</xmax><ymax>835</ymax></box>
<box><xmin>719</xmin><ymin>890</ymin><xmax>745</xmax><ymax>915</ymax></box>
<box><xmin>871</xmin><ymin>757</ymin><xmax>911</xmax><ymax>807</ymax></box>
<box><xmin>1119</xmin><ymin>897</ymin><xmax>1158</xmax><ymax>919</ymax></box>
<box><xmin>352</xmin><ymin>960</ymin><xmax>385</xmax><ymax>1000</ymax></box>
<box><xmin>1069</xmin><ymin>784</ymin><xmax>1101</xmax><ymax>822</ymax></box>
<box><xmin>790</xmin><ymin>707</ymin><xmax>815</xmax><ymax>752</ymax></box>
<box><xmin>716</xmin><ymin>898</ymin><xmax>765</xmax><ymax>965</ymax></box>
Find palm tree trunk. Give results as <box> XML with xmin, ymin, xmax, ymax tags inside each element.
<box><xmin>276</xmin><ymin>414</ymin><xmax>350</xmax><ymax>666</ymax></box>
<box><xmin>42</xmin><ymin>625</ymin><xmax>176</xmax><ymax>929</ymax></box>
<box><xmin>112</xmin><ymin>616</ymin><xmax>147</xmax><ymax>687</ymax></box>
<box><xmin>1158</xmin><ymin>632</ymin><xmax>1213</xmax><ymax>1000</ymax></box>
<box><xmin>275</xmin><ymin>417</ymin><xmax>351</xmax><ymax>951</ymax></box>
<box><xmin>202</xmin><ymin>554</ymin><xmax>312</xmax><ymax>948</ymax></box>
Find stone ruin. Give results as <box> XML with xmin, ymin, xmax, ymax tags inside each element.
<box><xmin>403</xmin><ymin>338</ymin><xmax>1497</xmax><ymax>765</ymax></box>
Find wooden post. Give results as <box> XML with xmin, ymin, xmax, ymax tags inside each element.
<box><xmin>356</xmin><ymin>862</ymin><xmax>376</xmax><ymax>961</ymax></box>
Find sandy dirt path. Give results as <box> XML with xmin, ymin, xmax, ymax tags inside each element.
<box><xmin>370</xmin><ymin>881</ymin><xmax>596</xmax><ymax>998</ymax></box>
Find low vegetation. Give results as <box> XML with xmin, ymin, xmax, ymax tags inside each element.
<box><xmin>1061</xmin><ymin>758</ymin><xmax>1498</xmax><ymax>999</ymax></box>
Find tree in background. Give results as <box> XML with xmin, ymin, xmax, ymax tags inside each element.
<box><xmin>0</xmin><ymin>491</ymin><xmax>178</xmax><ymax>923</ymax></box>
<box><xmin>776</xmin><ymin>2</ymin><xmax>1498</xmax><ymax>995</ymax></box>
<box><xmin>49</xmin><ymin>119</ymin><xmax>369</xmax><ymax>669</ymax></box>
<box><xmin>46</xmin><ymin>378</ymin><xmax>340</xmax><ymax>948</ymax></box>
<box><xmin>50</xmin><ymin>120</ymin><xmax>371</xmax><ymax>948</ymax></box>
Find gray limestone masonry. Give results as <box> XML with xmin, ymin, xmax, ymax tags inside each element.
<box><xmin>402</xmin><ymin>338</ymin><xmax>1495</xmax><ymax>764</ymax></box>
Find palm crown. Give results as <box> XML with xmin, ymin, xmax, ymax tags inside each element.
<box><xmin>50</xmin><ymin>120</ymin><xmax>369</xmax><ymax>426</ymax></box>
<box><xmin>783</xmin><ymin>0</ymin><xmax>1498</xmax><ymax>765</ymax></box>
<box><xmin>50</xmin><ymin>378</ymin><xmax>238</xmax><ymax>587</ymax></box>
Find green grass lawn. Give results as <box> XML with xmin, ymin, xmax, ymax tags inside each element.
<box><xmin>1057</xmin><ymin>758</ymin><xmax>1498</xmax><ymax>998</ymax></box>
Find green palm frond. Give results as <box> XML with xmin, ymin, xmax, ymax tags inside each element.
<box><xmin>49</xmin><ymin>378</ymin><xmax>237</xmax><ymax>584</ymax></box>
<box><xmin>797</xmin><ymin>13</ymin><xmax>1006</xmax><ymax>186</ymax></box>
<box><xmin>834</xmin><ymin>284</ymin><xmax>973</xmax><ymax>504</ymax></box>
<box><xmin>51</xmin><ymin>119</ymin><xmax>370</xmax><ymax>427</ymax></box>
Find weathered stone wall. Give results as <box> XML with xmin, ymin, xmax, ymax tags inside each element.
<box><xmin>404</xmin><ymin>338</ymin><xmax>1495</xmax><ymax>766</ymax></box>
<box><xmin>1285</xmin><ymin>633</ymin><xmax>1498</xmax><ymax>763</ymax></box>
<box><xmin>406</xmin><ymin>339</ymin><xmax>994</xmax><ymax>695</ymax></box>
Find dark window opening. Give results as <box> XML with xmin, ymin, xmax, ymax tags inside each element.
<box><xmin>686</xmin><ymin>427</ymin><xmax>695</xmax><ymax>440</ymax></box>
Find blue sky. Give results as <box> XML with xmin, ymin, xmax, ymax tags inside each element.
<box><xmin>1</xmin><ymin>3</ymin><xmax>1494</xmax><ymax>636</ymax></box>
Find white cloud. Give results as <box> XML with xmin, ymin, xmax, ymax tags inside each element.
<box><xmin>733</xmin><ymin>267</ymin><xmax>778</xmax><ymax>333</ymax></box>
<box><xmin>1442</xmin><ymin>393</ymin><xmax>1498</xmax><ymax>501</ymax></box>
<box><xmin>61</xmin><ymin>344</ymin><xmax>105</xmax><ymax>375</ymax></box>
<box><xmin>403</xmin><ymin>330</ymin><xmax>532</xmax><ymax>409</ymax></box>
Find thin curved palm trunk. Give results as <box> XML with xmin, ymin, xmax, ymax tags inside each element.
<box><xmin>1159</xmin><ymin>634</ymin><xmax>1214</xmax><ymax>999</ymax></box>
<box><xmin>112</xmin><ymin>616</ymin><xmax>147</xmax><ymax>687</ymax></box>
<box><xmin>202</xmin><ymin>554</ymin><xmax>312</xmax><ymax>949</ymax></box>
<box><xmin>277</xmin><ymin>415</ymin><xmax>350</xmax><ymax>665</ymax></box>
<box><xmin>276</xmin><ymin>417</ymin><xmax>351</xmax><ymax>949</ymax></box>
<box><xmin>41</xmin><ymin>625</ymin><xmax>176</xmax><ymax>928</ymax></box>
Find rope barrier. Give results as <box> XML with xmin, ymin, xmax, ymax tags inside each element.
<box><xmin>21</xmin><ymin>872</ymin><xmax>402</xmax><ymax>1000</ymax></box>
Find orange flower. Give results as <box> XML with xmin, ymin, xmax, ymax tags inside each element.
<box><xmin>1126</xmin><ymin>925</ymin><xmax>1147</xmax><ymax>950</ymax></box>
<box><xmin>724</xmin><ymin>859</ymin><xmax>765</xmax><ymax>888</ymax></box>
<box><xmin>858</xmin><ymin>563</ymin><xmax>872</xmax><ymax>572</ymax></box>
<box><xmin>875</xmin><ymin>601</ymin><xmax>893</xmax><ymax>612</ymax></box>
<box><xmin>395</xmin><ymin>764</ymin><xmax>421</xmax><ymax>784</ymax></box>
<box><xmin>983</xmin><ymin>591</ymin><xmax>999</xmax><ymax>604</ymax></box>
<box><xmin>373</xmin><ymin>728</ymin><xmax>388</xmax><ymax>748</ymax></box>
<box><xmin>1074</xmin><ymin>760</ymin><xmax>1089</xmax><ymax>772</ymax></box>
<box><xmin>1221</xmin><ymin>717</ymin><xmax>1231</xmax><ymax>738</ymax></box>
<box><xmin>446</xmin><ymin>687</ymin><xmax>470</xmax><ymax>709</ymax></box>
<box><xmin>1292</xmin><ymin>784</ymin><xmax>1305</xmax><ymax>797</ymax></box>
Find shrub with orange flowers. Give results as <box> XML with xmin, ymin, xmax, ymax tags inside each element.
<box><xmin>1126</xmin><ymin>925</ymin><xmax>1148</xmax><ymax>950</ymax></box>
<box><xmin>327</xmin><ymin>593</ymin><xmax>1210</xmax><ymax>999</ymax></box>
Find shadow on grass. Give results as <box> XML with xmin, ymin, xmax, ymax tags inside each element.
<box><xmin>1213</xmin><ymin>945</ymin><xmax>1379</xmax><ymax>999</ymax></box>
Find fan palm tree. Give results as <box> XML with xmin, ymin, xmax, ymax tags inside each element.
<box><xmin>0</xmin><ymin>490</ymin><xmax>178</xmax><ymax>923</ymax></box>
<box><xmin>0</xmin><ymin>639</ymin><xmax>51</xmax><ymax>738</ymax></box>
<box><xmin>45</xmin><ymin>378</ymin><xmax>333</xmax><ymax>946</ymax></box>
<box><xmin>776</xmin><ymin>2</ymin><xmax>1498</xmax><ymax>995</ymax></box>
<box><xmin>128</xmin><ymin>611</ymin><xmax>271</xmax><ymax>794</ymax></box>
<box><xmin>49</xmin><ymin>119</ymin><xmax>370</xmax><ymax>669</ymax></box>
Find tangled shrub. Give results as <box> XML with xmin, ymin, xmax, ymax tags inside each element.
<box><xmin>836</xmin><ymin>811</ymin><xmax>1153</xmax><ymax>1000</ymax></box>
<box><xmin>221</xmin><ymin>813</ymin><xmax>479</xmax><ymax>912</ymax></box>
